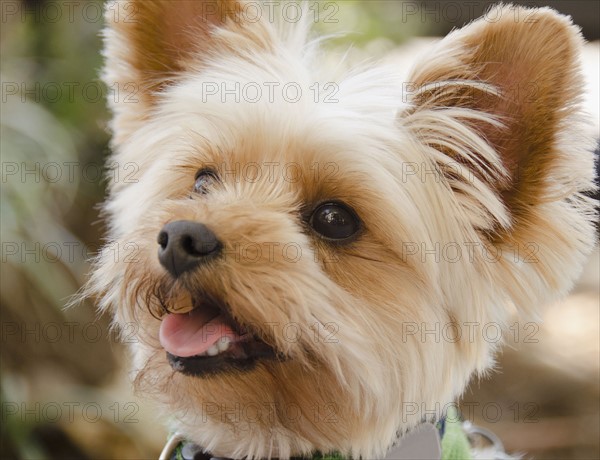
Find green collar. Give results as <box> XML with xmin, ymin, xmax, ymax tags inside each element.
<box><xmin>439</xmin><ymin>405</ymin><xmax>472</xmax><ymax>460</ymax></box>
<box><xmin>162</xmin><ymin>407</ymin><xmax>474</xmax><ymax>460</ymax></box>
<box><xmin>167</xmin><ymin>445</ymin><xmax>347</xmax><ymax>460</ymax></box>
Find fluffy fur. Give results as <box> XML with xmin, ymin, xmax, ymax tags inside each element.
<box><xmin>90</xmin><ymin>1</ymin><xmax>597</xmax><ymax>458</ymax></box>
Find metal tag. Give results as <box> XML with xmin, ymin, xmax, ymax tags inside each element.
<box><xmin>383</xmin><ymin>423</ymin><xmax>442</xmax><ymax>460</ymax></box>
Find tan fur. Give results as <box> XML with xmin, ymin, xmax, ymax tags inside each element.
<box><xmin>90</xmin><ymin>2</ymin><xmax>597</xmax><ymax>458</ymax></box>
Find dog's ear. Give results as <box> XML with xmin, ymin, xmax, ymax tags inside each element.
<box><xmin>405</xmin><ymin>5</ymin><xmax>595</xmax><ymax>307</ymax></box>
<box><xmin>103</xmin><ymin>0</ymin><xmax>243</xmax><ymax>144</ymax></box>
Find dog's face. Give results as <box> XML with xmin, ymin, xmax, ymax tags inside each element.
<box><xmin>92</xmin><ymin>1</ymin><xmax>596</xmax><ymax>458</ymax></box>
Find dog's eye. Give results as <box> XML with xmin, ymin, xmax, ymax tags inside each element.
<box><xmin>193</xmin><ymin>169</ymin><xmax>219</xmax><ymax>195</ymax></box>
<box><xmin>309</xmin><ymin>202</ymin><xmax>361</xmax><ymax>241</ymax></box>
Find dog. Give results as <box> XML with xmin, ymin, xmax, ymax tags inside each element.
<box><xmin>89</xmin><ymin>1</ymin><xmax>597</xmax><ymax>458</ymax></box>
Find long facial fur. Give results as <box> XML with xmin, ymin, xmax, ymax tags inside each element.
<box><xmin>89</xmin><ymin>2</ymin><xmax>597</xmax><ymax>458</ymax></box>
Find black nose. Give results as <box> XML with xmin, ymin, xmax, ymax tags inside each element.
<box><xmin>157</xmin><ymin>220</ymin><xmax>221</xmax><ymax>277</ymax></box>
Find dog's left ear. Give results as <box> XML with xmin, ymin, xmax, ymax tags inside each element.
<box><xmin>404</xmin><ymin>5</ymin><xmax>596</xmax><ymax>308</ymax></box>
<box><xmin>102</xmin><ymin>0</ymin><xmax>244</xmax><ymax>144</ymax></box>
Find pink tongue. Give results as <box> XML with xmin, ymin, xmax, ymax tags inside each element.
<box><xmin>159</xmin><ymin>309</ymin><xmax>236</xmax><ymax>357</ymax></box>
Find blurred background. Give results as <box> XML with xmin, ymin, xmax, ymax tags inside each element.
<box><xmin>1</xmin><ymin>1</ymin><xmax>598</xmax><ymax>459</ymax></box>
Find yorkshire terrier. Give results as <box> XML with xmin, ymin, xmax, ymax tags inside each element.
<box><xmin>91</xmin><ymin>1</ymin><xmax>597</xmax><ymax>459</ymax></box>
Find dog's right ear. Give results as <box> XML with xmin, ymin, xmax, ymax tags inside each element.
<box><xmin>103</xmin><ymin>0</ymin><xmax>242</xmax><ymax>144</ymax></box>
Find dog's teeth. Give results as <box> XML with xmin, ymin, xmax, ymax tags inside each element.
<box><xmin>206</xmin><ymin>344</ymin><xmax>220</xmax><ymax>356</ymax></box>
<box><xmin>217</xmin><ymin>336</ymin><xmax>231</xmax><ymax>352</ymax></box>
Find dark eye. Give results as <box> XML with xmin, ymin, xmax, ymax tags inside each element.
<box><xmin>309</xmin><ymin>202</ymin><xmax>361</xmax><ymax>241</ymax></box>
<box><xmin>193</xmin><ymin>169</ymin><xmax>219</xmax><ymax>194</ymax></box>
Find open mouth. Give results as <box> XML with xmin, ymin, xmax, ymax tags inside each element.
<box><xmin>159</xmin><ymin>298</ymin><xmax>280</xmax><ymax>376</ymax></box>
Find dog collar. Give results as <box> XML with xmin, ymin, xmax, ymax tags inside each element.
<box><xmin>159</xmin><ymin>407</ymin><xmax>486</xmax><ymax>460</ymax></box>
